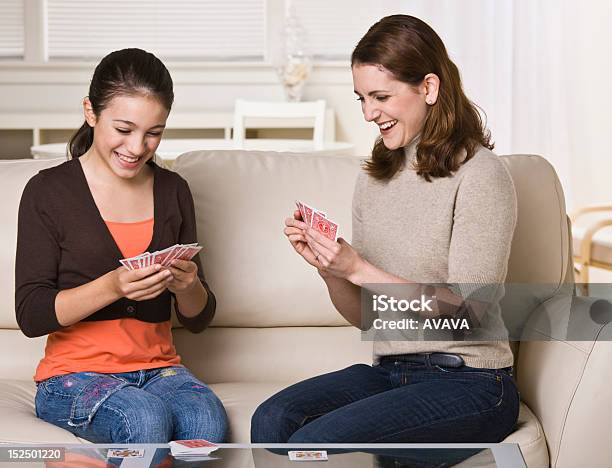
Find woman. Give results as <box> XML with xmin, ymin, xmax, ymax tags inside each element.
<box><xmin>15</xmin><ymin>48</ymin><xmax>228</xmax><ymax>443</ymax></box>
<box><xmin>251</xmin><ymin>15</ymin><xmax>519</xmax><ymax>443</ymax></box>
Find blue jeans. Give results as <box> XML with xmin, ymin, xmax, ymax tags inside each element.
<box><xmin>251</xmin><ymin>359</ymin><xmax>519</xmax><ymax>443</ymax></box>
<box><xmin>35</xmin><ymin>366</ymin><xmax>228</xmax><ymax>443</ymax></box>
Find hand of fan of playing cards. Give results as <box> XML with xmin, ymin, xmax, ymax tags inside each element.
<box><xmin>289</xmin><ymin>200</ymin><xmax>365</xmax><ymax>281</ymax></box>
<box><xmin>295</xmin><ymin>200</ymin><xmax>339</xmax><ymax>241</ymax></box>
<box><xmin>119</xmin><ymin>243</ymin><xmax>202</xmax><ymax>270</ymax></box>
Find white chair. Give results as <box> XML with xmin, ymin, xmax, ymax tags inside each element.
<box><xmin>232</xmin><ymin>99</ymin><xmax>326</xmax><ymax>150</ymax></box>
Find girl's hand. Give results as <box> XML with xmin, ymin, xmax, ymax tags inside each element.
<box><xmin>305</xmin><ymin>227</ymin><xmax>365</xmax><ymax>283</ymax></box>
<box><xmin>165</xmin><ymin>259</ymin><xmax>199</xmax><ymax>295</ymax></box>
<box><xmin>110</xmin><ymin>264</ymin><xmax>173</xmax><ymax>301</ymax></box>
<box><xmin>284</xmin><ymin>210</ymin><xmax>320</xmax><ymax>268</ymax></box>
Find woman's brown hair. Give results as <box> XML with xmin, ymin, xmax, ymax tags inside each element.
<box><xmin>351</xmin><ymin>15</ymin><xmax>493</xmax><ymax>181</ymax></box>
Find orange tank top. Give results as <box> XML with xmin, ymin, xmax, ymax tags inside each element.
<box><xmin>34</xmin><ymin>218</ymin><xmax>181</xmax><ymax>382</ymax></box>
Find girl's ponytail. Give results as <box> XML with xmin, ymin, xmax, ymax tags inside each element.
<box><xmin>68</xmin><ymin>121</ymin><xmax>94</xmax><ymax>158</ymax></box>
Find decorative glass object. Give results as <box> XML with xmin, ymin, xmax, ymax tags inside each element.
<box><xmin>278</xmin><ymin>54</ymin><xmax>312</xmax><ymax>102</ymax></box>
<box><xmin>277</xmin><ymin>1</ymin><xmax>312</xmax><ymax>102</ymax></box>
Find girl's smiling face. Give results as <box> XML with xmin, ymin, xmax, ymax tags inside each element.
<box><xmin>84</xmin><ymin>93</ymin><xmax>168</xmax><ymax>179</ymax></box>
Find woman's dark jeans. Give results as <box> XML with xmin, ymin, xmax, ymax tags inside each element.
<box><xmin>251</xmin><ymin>359</ymin><xmax>519</xmax><ymax>443</ymax></box>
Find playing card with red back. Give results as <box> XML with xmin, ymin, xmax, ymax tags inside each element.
<box><xmin>152</xmin><ymin>245</ymin><xmax>176</xmax><ymax>266</ymax></box>
<box><xmin>312</xmin><ymin>211</ymin><xmax>338</xmax><ymax>241</ymax></box>
<box><xmin>120</xmin><ymin>244</ymin><xmax>203</xmax><ymax>270</ymax></box>
<box><xmin>169</xmin><ymin>438</ymin><xmax>218</xmax><ymax>457</ymax></box>
<box><xmin>173</xmin><ymin>439</ymin><xmax>216</xmax><ymax>449</ymax></box>
<box><xmin>295</xmin><ymin>201</ymin><xmax>305</xmax><ymax>221</ymax></box>
<box><xmin>126</xmin><ymin>257</ymin><xmax>141</xmax><ymax>270</ymax></box>
<box><xmin>174</xmin><ymin>245</ymin><xmax>203</xmax><ymax>262</ymax></box>
<box><xmin>161</xmin><ymin>245</ymin><xmax>184</xmax><ymax>266</ymax></box>
<box><xmin>164</xmin><ymin>243</ymin><xmax>196</xmax><ymax>265</ymax></box>
<box><xmin>303</xmin><ymin>203</ymin><xmax>314</xmax><ymax>226</ymax></box>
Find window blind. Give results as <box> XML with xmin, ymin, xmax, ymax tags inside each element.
<box><xmin>47</xmin><ymin>0</ymin><xmax>265</xmax><ymax>60</ymax></box>
<box><xmin>291</xmin><ymin>0</ymin><xmax>385</xmax><ymax>60</ymax></box>
<box><xmin>0</xmin><ymin>0</ymin><xmax>25</xmax><ymax>58</ymax></box>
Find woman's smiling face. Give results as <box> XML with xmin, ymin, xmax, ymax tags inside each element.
<box><xmin>352</xmin><ymin>63</ymin><xmax>430</xmax><ymax>150</ymax></box>
<box><xmin>84</xmin><ymin>93</ymin><xmax>168</xmax><ymax>179</ymax></box>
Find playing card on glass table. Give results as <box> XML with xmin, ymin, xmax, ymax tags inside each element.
<box><xmin>107</xmin><ymin>448</ymin><xmax>144</xmax><ymax>458</ymax></box>
<box><xmin>120</xmin><ymin>243</ymin><xmax>202</xmax><ymax>270</ymax></box>
<box><xmin>169</xmin><ymin>439</ymin><xmax>218</xmax><ymax>457</ymax></box>
<box><xmin>288</xmin><ymin>450</ymin><xmax>329</xmax><ymax>461</ymax></box>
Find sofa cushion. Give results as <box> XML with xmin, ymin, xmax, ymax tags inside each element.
<box><xmin>0</xmin><ymin>379</ymin><xmax>286</xmax><ymax>445</ymax></box>
<box><xmin>505</xmin><ymin>403</ymin><xmax>549</xmax><ymax>468</ymax></box>
<box><xmin>211</xmin><ymin>381</ymin><xmax>288</xmax><ymax>443</ymax></box>
<box><xmin>0</xmin><ymin>379</ymin><xmax>79</xmax><ymax>444</ymax></box>
<box><xmin>453</xmin><ymin>403</ymin><xmax>548</xmax><ymax>468</ymax></box>
<box><xmin>0</xmin><ymin>158</ymin><xmax>66</xmax><ymax>330</ymax></box>
<box><xmin>174</xmin><ymin>326</ymin><xmax>372</xmax><ymax>385</ymax></box>
<box><xmin>0</xmin><ymin>330</ymin><xmax>46</xmax><ymax>380</ymax></box>
<box><xmin>0</xmin><ymin>378</ymin><xmax>285</xmax><ymax>445</ymax></box>
<box><xmin>173</xmin><ymin>150</ymin><xmax>363</xmax><ymax>328</ymax></box>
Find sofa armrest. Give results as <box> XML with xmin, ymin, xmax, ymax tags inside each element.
<box><xmin>517</xmin><ymin>295</ymin><xmax>612</xmax><ymax>467</ymax></box>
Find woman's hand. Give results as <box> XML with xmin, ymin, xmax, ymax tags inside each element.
<box><xmin>284</xmin><ymin>210</ymin><xmax>320</xmax><ymax>268</ymax></box>
<box><xmin>109</xmin><ymin>264</ymin><xmax>173</xmax><ymax>301</ymax></box>
<box><xmin>305</xmin><ymin>227</ymin><xmax>365</xmax><ymax>283</ymax></box>
<box><xmin>165</xmin><ymin>259</ymin><xmax>200</xmax><ymax>295</ymax></box>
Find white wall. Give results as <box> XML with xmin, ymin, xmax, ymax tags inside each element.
<box><xmin>0</xmin><ymin>62</ymin><xmax>379</xmax><ymax>156</ymax></box>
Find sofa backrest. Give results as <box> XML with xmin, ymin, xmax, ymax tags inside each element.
<box><xmin>173</xmin><ymin>150</ymin><xmax>363</xmax><ymax>328</ymax></box>
<box><xmin>500</xmin><ymin>154</ymin><xmax>570</xmax><ymax>286</ymax></box>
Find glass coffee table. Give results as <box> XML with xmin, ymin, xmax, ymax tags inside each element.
<box><xmin>0</xmin><ymin>443</ymin><xmax>525</xmax><ymax>467</ymax></box>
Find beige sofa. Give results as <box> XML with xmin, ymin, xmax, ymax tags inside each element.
<box><xmin>1</xmin><ymin>150</ymin><xmax>610</xmax><ymax>467</ymax></box>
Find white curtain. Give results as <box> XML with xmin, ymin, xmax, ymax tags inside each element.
<box><xmin>510</xmin><ymin>0</ymin><xmax>612</xmax><ymax>209</ymax></box>
<box><xmin>509</xmin><ymin>0</ymin><xmax>574</xmax><ymax>205</ymax></box>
